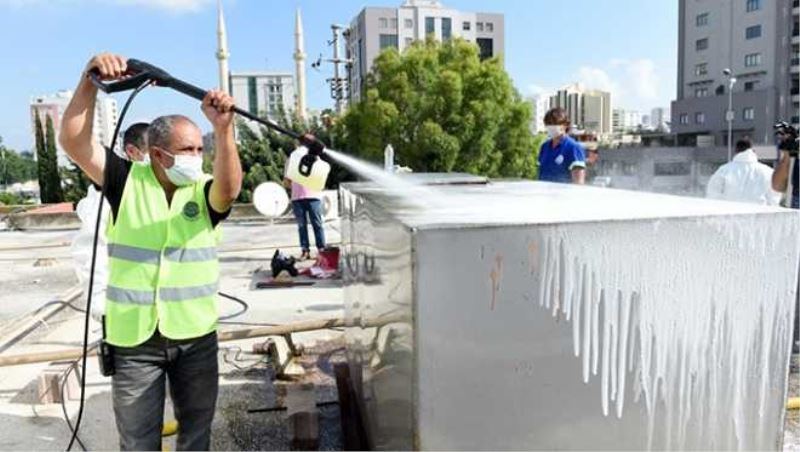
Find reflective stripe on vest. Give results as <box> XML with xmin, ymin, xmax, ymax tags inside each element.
<box><xmin>107</xmin><ymin>281</ymin><xmax>219</xmax><ymax>304</ymax></box>
<box><xmin>108</xmin><ymin>243</ymin><xmax>217</xmax><ymax>264</ymax></box>
<box><xmin>105</xmin><ymin>163</ymin><xmax>220</xmax><ymax>347</ymax></box>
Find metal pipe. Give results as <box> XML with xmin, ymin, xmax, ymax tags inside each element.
<box><xmin>0</xmin><ymin>313</ymin><xmax>408</xmax><ymax>367</ymax></box>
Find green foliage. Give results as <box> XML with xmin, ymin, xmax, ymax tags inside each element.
<box><xmin>61</xmin><ymin>163</ymin><xmax>90</xmax><ymax>205</ymax></box>
<box><xmin>340</xmin><ymin>38</ymin><xmax>537</xmax><ymax>179</ymax></box>
<box><xmin>235</xmin><ymin>121</ymin><xmax>288</xmax><ymax>203</ymax></box>
<box><xmin>35</xmin><ymin>114</ymin><xmax>64</xmax><ymax>203</ymax></box>
<box><xmin>44</xmin><ymin>115</ymin><xmax>64</xmax><ymax>203</ymax></box>
<box><xmin>0</xmin><ymin>191</ymin><xmax>22</xmax><ymax>206</ymax></box>
<box><xmin>34</xmin><ymin>114</ymin><xmax>48</xmax><ymax>200</ymax></box>
<box><xmin>0</xmin><ymin>141</ymin><xmax>37</xmax><ymax>186</ymax></box>
<box><xmin>530</xmin><ymin>133</ymin><xmax>547</xmax><ymax>180</ymax></box>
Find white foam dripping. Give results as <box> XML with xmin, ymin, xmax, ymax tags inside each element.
<box><xmin>524</xmin><ymin>213</ymin><xmax>800</xmax><ymax>450</ymax></box>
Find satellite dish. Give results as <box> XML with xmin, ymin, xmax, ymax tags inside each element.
<box><xmin>253</xmin><ymin>182</ymin><xmax>289</xmax><ymax>218</ymax></box>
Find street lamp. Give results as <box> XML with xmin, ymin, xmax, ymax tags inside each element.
<box><xmin>723</xmin><ymin>68</ymin><xmax>737</xmax><ymax>162</ymax></box>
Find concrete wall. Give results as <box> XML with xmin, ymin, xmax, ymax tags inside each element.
<box><xmin>592</xmin><ymin>146</ymin><xmax>775</xmax><ymax>197</ymax></box>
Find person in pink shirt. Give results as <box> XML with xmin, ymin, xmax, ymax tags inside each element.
<box><xmin>284</xmin><ymin>149</ymin><xmax>327</xmax><ymax>260</ymax></box>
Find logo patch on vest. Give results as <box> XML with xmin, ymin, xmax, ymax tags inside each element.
<box><xmin>182</xmin><ymin>201</ymin><xmax>200</xmax><ymax>221</ymax></box>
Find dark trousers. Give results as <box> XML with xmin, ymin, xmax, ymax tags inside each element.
<box><xmin>292</xmin><ymin>198</ymin><xmax>326</xmax><ymax>251</ymax></box>
<box><xmin>111</xmin><ymin>330</ymin><xmax>219</xmax><ymax>451</ymax></box>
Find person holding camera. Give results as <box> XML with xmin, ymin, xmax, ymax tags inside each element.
<box><xmin>771</xmin><ymin>124</ymin><xmax>800</xmax><ymax>208</ymax></box>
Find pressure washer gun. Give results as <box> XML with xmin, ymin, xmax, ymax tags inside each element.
<box><xmin>87</xmin><ymin>59</ymin><xmax>328</xmax><ymax>188</ymax></box>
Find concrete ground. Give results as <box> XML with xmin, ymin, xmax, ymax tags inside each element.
<box><xmin>0</xmin><ymin>220</ymin><xmax>345</xmax><ymax>450</ymax></box>
<box><xmin>3</xmin><ymin>219</ymin><xmax>800</xmax><ymax>450</ymax></box>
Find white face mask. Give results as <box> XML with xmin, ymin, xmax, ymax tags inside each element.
<box><xmin>546</xmin><ymin>125</ymin><xmax>564</xmax><ymax>139</ymax></box>
<box><xmin>161</xmin><ymin>150</ymin><xmax>204</xmax><ymax>186</ymax></box>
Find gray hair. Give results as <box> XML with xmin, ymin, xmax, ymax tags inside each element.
<box><xmin>147</xmin><ymin>115</ymin><xmax>196</xmax><ymax>150</ymax></box>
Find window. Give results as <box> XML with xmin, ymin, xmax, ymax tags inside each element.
<box><xmin>247</xmin><ymin>77</ymin><xmax>258</xmax><ymax>115</ymax></box>
<box><xmin>695</xmin><ymin>87</ymin><xmax>709</xmax><ymax>97</ymax></box>
<box><xmin>746</xmin><ymin>25</ymin><xmax>762</xmax><ymax>39</ymax></box>
<box><xmin>695</xmin><ymin>112</ymin><xmax>705</xmax><ymax>124</ymax></box>
<box><xmin>390</xmin><ymin>18</ymin><xmax>398</xmax><ymax>28</ymax></box>
<box><xmin>745</xmin><ymin>52</ymin><xmax>762</xmax><ymax>67</ymax></box>
<box><xmin>486</xmin><ymin>22</ymin><xmax>494</xmax><ymax>32</ymax></box>
<box><xmin>744</xmin><ymin>107</ymin><xmax>755</xmax><ymax>120</ymax></box>
<box><xmin>655</xmin><ymin>162</ymin><xmax>691</xmax><ymax>176</ymax></box>
<box><xmin>746</xmin><ymin>0</ymin><xmax>761</xmax><ymax>12</ymax></box>
<box><xmin>622</xmin><ymin>163</ymin><xmax>638</xmax><ymax>176</ymax></box>
<box><xmin>477</xmin><ymin>22</ymin><xmax>484</xmax><ymax>32</ymax></box>
<box><xmin>442</xmin><ymin>17</ymin><xmax>452</xmax><ymax>41</ymax></box>
<box><xmin>696</xmin><ymin>38</ymin><xmax>709</xmax><ymax>51</ymax></box>
<box><xmin>477</xmin><ymin>38</ymin><xmax>494</xmax><ymax>60</ymax></box>
<box><xmin>379</xmin><ymin>18</ymin><xmax>388</xmax><ymax>29</ymax></box>
<box><xmin>696</xmin><ymin>13</ymin><xmax>709</xmax><ymax>26</ymax></box>
<box><xmin>744</xmin><ymin>81</ymin><xmax>758</xmax><ymax>91</ymax></box>
<box><xmin>379</xmin><ymin>34</ymin><xmax>399</xmax><ymax>50</ymax></box>
<box><xmin>404</xmin><ymin>18</ymin><xmax>413</xmax><ymax>29</ymax></box>
<box><xmin>680</xmin><ymin>113</ymin><xmax>689</xmax><ymax>124</ymax></box>
<box><xmin>425</xmin><ymin>17</ymin><xmax>435</xmax><ymax>36</ymax></box>
<box><xmin>463</xmin><ymin>21</ymin><xmax>471</xmax><ymax>31</ymax></box>
<box><xmin>695</xmin><ymin>63</ymin><xmax>708</xmax><ymax>76</ymax></box>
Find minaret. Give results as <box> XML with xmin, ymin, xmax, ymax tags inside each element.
<box><xmin>216</xmin><ymin>0</ymin><xmax>230</xmax><ymax>95</ymax></box>
<box><xmin>294</xmin><ymin>8</ymin><xmax>308</xmax><ymax>122</ymax></box>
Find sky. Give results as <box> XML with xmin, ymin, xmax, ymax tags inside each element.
<box><xmin>0</xmin><ymin>0</ymin><xmax>678</xmax><ymax>152</ymax></box>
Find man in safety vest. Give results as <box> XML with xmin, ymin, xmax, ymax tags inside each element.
<box><xmin>59</xmin><ymin>53</ymin><xmax>242</xmax><ymax>451</ymax></box>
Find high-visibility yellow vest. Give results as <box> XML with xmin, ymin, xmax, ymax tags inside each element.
<box><xmin>105</xmin><ymin>162</ymin><xmax>220</xmax><ymax>347</ymax></box>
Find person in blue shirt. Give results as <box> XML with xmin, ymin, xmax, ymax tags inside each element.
<box><xmin>538</xmin><ymin>107</ymin><xmax>587</xmax><ymax>184</ymax></box>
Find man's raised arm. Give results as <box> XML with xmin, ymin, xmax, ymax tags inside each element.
<box><xmin>59</xmin><ymin>53</ymin><xmax>128</xmax><ymax>186</ymax></box>
<box><xmin>202</xmin><ymin>90</ymin><xmax>242</xmax><ymax>213</ymax></box>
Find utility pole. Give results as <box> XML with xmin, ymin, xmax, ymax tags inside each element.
<box><xmin>318</xmin><ymin>25</ymin><xmax>353</xmax><ymax>115</ymax></box>
<box><xmin>330</xmin><ymin>25</ymin><xmax>349</xmax><ymax>115</ymax></box>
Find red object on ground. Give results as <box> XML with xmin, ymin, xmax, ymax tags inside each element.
<box><xmin>317</xmin><ymin>247</ymin><xmax>340</xmax><ymax>271</ymax></box>
<box><xmin>299</xmin><ymin>247</ymin><xmax>340</xmax><ymax>278</ymax></box>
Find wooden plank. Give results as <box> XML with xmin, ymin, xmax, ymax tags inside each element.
<box><xmin>37</xmin><ymin>360</ymin><xmax>79</xmax><ymax>404</ymax></box>
<box><xmin>334</xmin><ymin>363</ymin><xmax>369</xmax><ymax>451</ymax></box>
<box><xmin>286</xmin><ymin>383</ymin><xmax>318</xmax><ymax>450</ymax></box>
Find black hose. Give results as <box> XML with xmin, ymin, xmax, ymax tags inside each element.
<box><xmin>66</xmin><ymin>79</ymin><xmax>150</xmax><ymax>452</ymax></box>
<box><xmin>217</xmin><ymin>291</ymin><xmax>249</xmax><ymax>321</ymax></box>
<box><xmin>60</xmin><ymin>357</ymin><xmax>88</xmax><ymax>451</ymax></box>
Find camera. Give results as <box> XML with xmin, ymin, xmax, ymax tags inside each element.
<box><xmin>774</xmin><ymin>121</ymin><xmax>799</xmax><ymax>156</ymax></box>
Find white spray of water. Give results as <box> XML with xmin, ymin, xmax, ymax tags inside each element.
<box><xmin>325</xmin><ymin>150</ymin><xmax>441</xmax><ymax>209</ymax></box>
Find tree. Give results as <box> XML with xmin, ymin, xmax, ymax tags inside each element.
<box><xmin>34</xmin><ymin>113</ymin><xmax>49</xmax><ymax>202</ymax></box>
<box><xmin>0</xmin><ymin>191</ymin><xmax>22</xmax><ymax>206</ymax></box>
<box><xmin>235</xmin><ymin>121</ymin><xmax>288</xmax><ymax>203</ymax></box>
<box><xmin>340</xmin><ymin>38</ymin><xmax>537</xmax><ymax>179</ymax></box>
<box><xmin>0</xmin><ymin>137</ymin><xmax>38</xmax><ymax>186</ymax></box>
<box><xmin>61</xmin><ymin>163</ymin><xmax>90</xmax><ymax>204</ymax></box>
<box><xmin>39</xmin><ymin>114</ymin><xmax>64</xmax><ymax>203</ymax></box>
